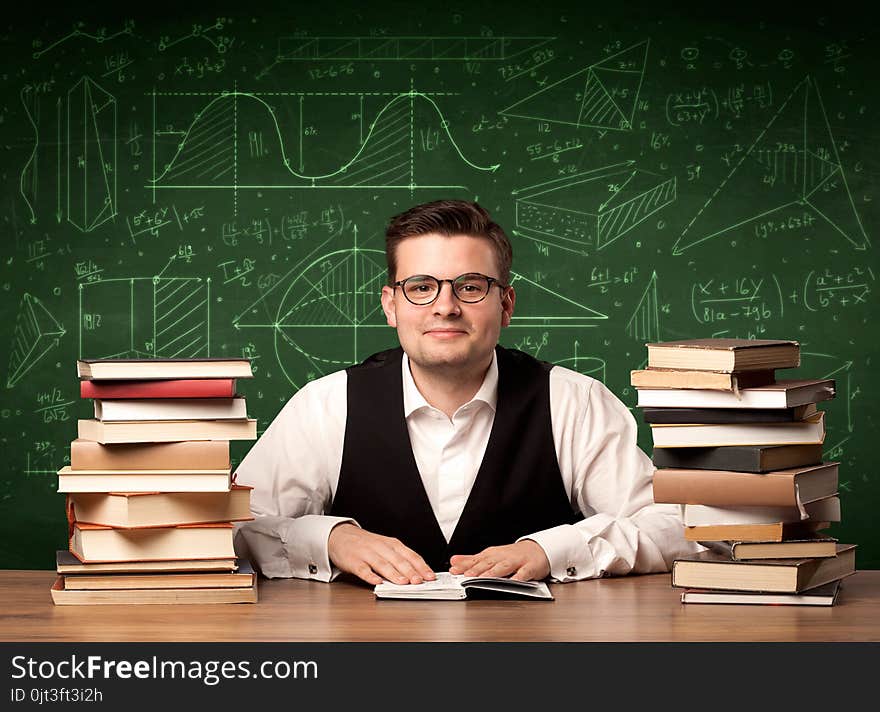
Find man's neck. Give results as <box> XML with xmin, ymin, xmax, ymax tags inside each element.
<box><xmin>408</xmin><ymin>355</ymin><xmax>493</xmax><ymax>420</ymax></box>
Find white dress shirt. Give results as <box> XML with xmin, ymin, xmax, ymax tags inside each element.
<box><xmin>233</xmin><ymin>351</ymin><xmax>702</xmax><ymax>582</ymax></box>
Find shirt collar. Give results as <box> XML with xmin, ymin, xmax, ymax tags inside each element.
<box><xmin>401</xmin><ymin>350</ymin><xmax>499</xmax><ymax>418</ymax></box>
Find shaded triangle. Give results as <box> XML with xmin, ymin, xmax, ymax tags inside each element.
<box><xmin>577</xmin><ymin>70</ymin><xmax>629</xmax><ymax>129</ymax></box>
<box><xmin>591</xmin><ymin>66</ymin><xmax>641</xmax><ymax>128</ymax></box>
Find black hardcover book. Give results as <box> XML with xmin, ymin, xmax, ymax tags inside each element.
<box><xmin>641</xmin><ymin>405</ymin><xmax>813</xmax><ymax>424</ymax></box>
<box><xmin>651</xmin><ymin>443</ymin><xmax>824</xmax><ymax>473</ymax></box>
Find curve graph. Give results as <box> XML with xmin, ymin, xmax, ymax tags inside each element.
<box><xmin>149</xmin><ymin>89</ymin><xmax>500</xmax><ymax>192</ymax></box>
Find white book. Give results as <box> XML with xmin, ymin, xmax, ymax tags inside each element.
<box><xmin>651</xmin><ymin>412</ymin><xmax>825</xmax><ymax>448</ymax></box>
<box><xmin>374</xmin><ymin>572</ymin><xmax>553</xmax><ymax>600</ymax></box>
<box><xmin>94</xmin><ymin>397</ymin><xmax>247</xmax><ymax>421</ymax></box>
<box><xmin>77</xmin><ymin>418</ymin><xmax>257</xmax><ymax>444</ymax></box>
<box><xmin>683</xmin><ymin>495</ymin><xmax>840</xmax><ymax>527</ymax></box>
<box><xmin>636</xmin><ymin>379</ymin><xmax>835</xmax><ymax>408</ymax></box>
<box><xmin>57</xmin><ymin>466</ymin><xmax>232</xmax><ymax>493</ymax></box>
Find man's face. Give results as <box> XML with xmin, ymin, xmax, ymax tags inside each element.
<box><xmin>380</xmin><ymin>233</ymin><xmax>515</xmax><ymax>373</ymax></box>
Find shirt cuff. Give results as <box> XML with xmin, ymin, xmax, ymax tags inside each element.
<box><xmin>519</xmin><ymin>514</ymin><xmax>617</xmax><ymax>582</ymax></box>
<box><xmin>234</xmin><ymin>515</ymin><xmax>357</xmax><ymax>582</ymax></box>
<box><xmin>293</xmin><ymin>515</ymin><xmax>359</xmax><ymax>582</ymax></box>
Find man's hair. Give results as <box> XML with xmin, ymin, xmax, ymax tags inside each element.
<box><xmin>385</xmin><ymin>200</ymin><xmax>513</xmax><ymax>285</ymax></box>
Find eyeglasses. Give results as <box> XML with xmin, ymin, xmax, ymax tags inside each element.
<box><xmin>392</xmin><ymin>273</ymin><xmax>508</xmax><ymax>305</ymax></box>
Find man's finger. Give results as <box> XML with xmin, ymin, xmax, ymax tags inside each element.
<box><xmin>483</xmin><ymin>560</ymin><xmax>517</xmax><ymax>578</ymax></box>
<box><xmin>383</xmin><ymin>552</ymin><xmax>424</xmax><ymax>584</ymax></box>
<box><xmin>394</xmin><ymin>545</ymin><xmax>436</xmax><ymax>581</ymax></box>
<box><xmin>353</xmin><ymin>563</ymin><xmax>383</xmax><ymax>586</ymax></box>
<box><xmin>448</xmin><ymin>554</ymin><xmax>475</xmax><ymax>574</ymax></box>
<box><xmin>368</xmin><ymin>555</ymin><xmax>410</xmax><ymax>585</ymax></box>
<box><xmin>511</xmin><ymin>564</ymin><xmax>535</xmax><ymax>582</ymax></box>
<box><xmin>461</xmin><ymin>558</ymin><xmax>497</xmax><ymax>577</ymax></box>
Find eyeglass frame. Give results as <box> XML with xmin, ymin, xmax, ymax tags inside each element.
<box><xmin>391</xmin><ymin>272</ymin><xmax>510</xmax><ymax>305</ymax></box>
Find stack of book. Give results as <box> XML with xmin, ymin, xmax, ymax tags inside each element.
<box><xmin>51</xmin><ymin>358</ymin><xmax>259</xmax><ymax>605</ymax></box>
<box><xmin>632</xmin><ymin>338</ymin><xmax>856</xmax><ymax>606</ymax></box>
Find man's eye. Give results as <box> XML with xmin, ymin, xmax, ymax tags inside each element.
<box><xmin>411</xmin><ymin>284</ymin><xmax>432</xmax><ymax>292</ymax></box>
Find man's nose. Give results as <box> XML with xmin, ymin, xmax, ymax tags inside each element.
<box><xmin>432</xmin><ymin>281</ymin><xmax>461</xmax><ymax>315</ymax></box>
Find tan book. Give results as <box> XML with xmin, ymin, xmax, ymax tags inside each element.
<box><xmin>630</xmin><ymin>368</ymin><xmax>776</xmax><ymax>391</ymax></box>
<box><xmin>51</xmin><ymin>576</ymin><xmax>257</xmax><ymax>605</ymax></box>
<box><xmin>70</xmin><ymin>439</ymin><xmax>230</xmax><ymax>471</ymax></box>
<box><xmin>685</xmin><ymin>521</ymin><xmax>831</xmax><ymax>543</ymax></box>
<box><xmin>58</xmin><ymin>466</ymin><xmax>232</xmax><ymax>493</ymax></box>
<box><xmin>63</xmin><ymin>560</ymin><xmax>255</xmax><ymax>590</ymax></box>
<box><xmin>68</xmin><ymin>486</ymin><xmax>253</xmax><ymax>527</ymax></box>
<box><xmin>636</xmin><ymin>379</ymin><xmax>835</xmax><ymax>409</ymax></box>
<box><xmin>652</xmin><ymin>462</ymin><xmax>838</xmax><ymax>507</ymax></box>
<box><xmin>70</xmin><ymin>522</ymin><xmax>236</xmax><ymax>562</ymax></box>
<box><xmin>650</xmin><ymin>411</ymin><xmax>825</xmax><ymax>448</ymax></box>
<box><xmin>77</xmin><ymin>418</ymin><xmax>257</xmax><ymax>444</ymax></box>
<box><xmin>671</xmin><ymin>544</ymin><xmax>856</xmax><ymax>593</ymax></box>
<box><xmin>730</xmin><ymin>537</ymin><xmax>840</xmax><ymax>560</ymax></box>
<box><xmin>646</xmin><ymin>338</ymin><xmax>800</xmax><ymax>372</ymax></box>
<box><xmin>55</xmin><ymin>550</ymin><xmax>237</xmax><ymax>574</ymax></box>
<box><xmin>683</xmin><ymin>494</ymin><xmax>840</xmax><ymax>527</ymax></box>
<box><xmin>77</xmin><ymin>358</ymin><xmax>253</xmax><ymax>380</ymax></box>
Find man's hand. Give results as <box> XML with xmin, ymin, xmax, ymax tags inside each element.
<box><xmin>449</xmin><ymin>540</ymin><xmax>550</xmax><ymax>581</ymax></box>
<box><xmin>327</xmin><ymin>523</ymin><xmax>436</xmax><ymax>586</ymax></box>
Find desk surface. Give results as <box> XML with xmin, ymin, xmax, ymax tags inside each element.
<box><xmin>3</xmin><ymin>569</ymin><xmax>878</xmax><ymax>642</ymax></box>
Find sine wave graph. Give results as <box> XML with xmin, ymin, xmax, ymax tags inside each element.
<box><xmin>149</xmin><ymin>88</ymin><xmax>500</xmax><ymax>193</ymax></box>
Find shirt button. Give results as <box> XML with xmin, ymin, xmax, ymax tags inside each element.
<box><xmin>308</xmin><ymin>563</ymin><xmax>318</xmax><ymax>575</ymax></box>
<box><xmin>566</xmin><ymin>566</ymin><xmax>577</xmax><ymax>577</ymax></box>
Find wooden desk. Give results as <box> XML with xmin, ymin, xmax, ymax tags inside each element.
<box><xmin>2</xmin><ymin>569</ymin><xmax>878</xmax><ymax>642</ymax></box>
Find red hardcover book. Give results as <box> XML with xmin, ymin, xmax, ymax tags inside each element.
<box><xmin>80</xmin><ymin>379</ymin><xmax>236</xmax><ymax>399</ymax></box>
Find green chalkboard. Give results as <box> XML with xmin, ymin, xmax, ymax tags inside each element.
<box><xmin>1</xmin><ymin>2</ymin><xmax>877</xmax><ymax>570</ymax></box>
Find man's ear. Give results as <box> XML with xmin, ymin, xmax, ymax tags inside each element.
<box><xmin>500</xmin><ymin>286</ymin><xmax>516</xmax><ymax>328</ymax></box>
<box><xmin>381</xmin><ymin>285</ymin><xmax>397</xmax><ymax>328</ymax></box>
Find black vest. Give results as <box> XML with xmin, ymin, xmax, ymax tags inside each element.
<box><xmin>330</xmin><ymin>346</ymin><xmax>580</xmax><ymax>571</ymax></box>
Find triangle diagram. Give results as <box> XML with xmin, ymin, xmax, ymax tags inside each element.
<box><xmin>509</xmin><ymin>272</ymin><xmax>607</xmax><ymax>326</ymax></box>
<box><xmin>501</xmin><ymin>40</ymin><xmax>648</xmax><ymax>131</ymax></box>
<box><xmin>673</xmin><ymin>76</ymin><xmax>869</xmax><ymax>254</ymax></box>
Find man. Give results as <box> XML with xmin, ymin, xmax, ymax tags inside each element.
<box><xmin>234</xmin><ymin>200</ymin><xmax>699</xmax><ymax>586</ymax></box>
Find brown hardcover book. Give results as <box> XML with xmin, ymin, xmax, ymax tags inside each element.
<box><xmin>630</xmin><ymin>368</ymin><xmax>776</xmax><ymax>391</ymax></box>
<box><xmin>77</xmin><ymin>418</ymin><xmax>257</xmax><ymax>444</ymax></box>
<box><xmin>652</xmin><ymin>462</ymin><xmax>838</xmax><ymax>507</ymax></box>
<box><xmin>77</xmin><ymin>358</ymin><xmax>253</xmax><ymax>381</ymax></box>
<box><xmin>70</xmin><ymin>522</ymin><xmax>236</xmax><ymax>563</ymax></box>
<box><xmin>646</xmin><ymin>338</ymin><xmax>800</xmax><ymax>372</ymax></box>
<box><xmin>684</xmin><ymin>520</ymin><xmax>830</xmax><ymax>542</ymax></box>
<box><xmin>51</xmin><ymin>576</ymin><xmax>257</xmax><ymax>605</ymax></box>
<box><xmin>68</xmin><ymin>485</ymin><xmax>253</xmax><ymax>528</ymax></box>
<box><xmin>55</xmin><ymin>550</ymin><xmax>237</xmax><ymax>574</ymax></box>
<box><xmin>730</xmin><ymin>537</ymin><xmax>840</xmax><ymax>560</ymax></box>
<box><xmin>671</xmin><ymin>544</ymin><xmax>856</xmax><ymax>593</ymax></box>
<box><xmin>70</xmin><ymin>439</ymin><xmax>230</xmax><ymax>471</ymax></box>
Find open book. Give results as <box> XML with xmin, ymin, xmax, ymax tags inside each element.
<box><xmin>374</xmin><ymin>572</ymin><xmax>553</xmax><ymax>600</ymax></box>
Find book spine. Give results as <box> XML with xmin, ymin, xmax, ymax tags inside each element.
<box><xmin>70</xmin><ymin>439</ymin><xmax>231</xmax><ymax>470</ymax></box>
<box><xmin>652</xmin><ymin>469</ymin><xmax>795</xmax><ymax>506</ymax></box>
<box><xmin>81</xmin><ymin>379</ymin><xmax>236</xmax><ymax>399</ymax></box>
<box><xmin>651</xmin><ymin>447</ymin><xmax>762</xmax><ymax>472</ymax></box>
